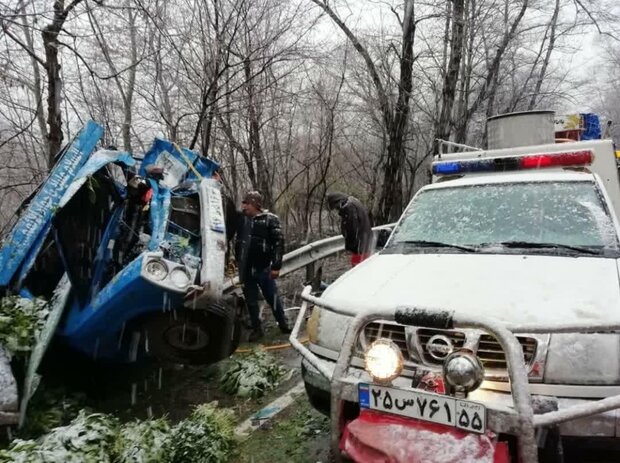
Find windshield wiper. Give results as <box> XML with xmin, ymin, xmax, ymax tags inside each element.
<box><xmin>397</xmin><ymin>240</ymin><xmax>478</xmax><ymax>252</ymax></box>
<box><xmin>481</xmin><ymin>241</ymin><xmax>600</xmax><ymax>255</ymax></box>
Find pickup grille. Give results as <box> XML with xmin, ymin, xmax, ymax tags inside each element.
<box><xmin>417</xmin><ymin>328</ymin><xmax>466</xmax><ymax>363</ymax></box>
<box><xmin>362</xmin><ymin>322</ymin><xmax>408</xmax><ymax>359</ymax></box>
<box><xmin>478</xmin><ymin>334</ymin><xmax>537</xmax><ymax>370</ymax></box>
<box><xmin>416</xmin><ymin>328</ymin><xmax>537</xmax><ymax>371</ymax></box>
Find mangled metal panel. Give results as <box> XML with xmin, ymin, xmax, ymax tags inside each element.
<box><xmin>197</xmin><ymin>179</ymin><xmax>226</xmax><ymax>301</ymax></box>
<box><xmin>0</xmin><ymin>121</ymin><xmax>104</xmax><ymax>287</ymax></box>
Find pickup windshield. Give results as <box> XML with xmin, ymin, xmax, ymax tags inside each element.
<box><xmin>387</xmin><ymin>181</ymin><xmax>619</xmax><ymax>255</ymax></box>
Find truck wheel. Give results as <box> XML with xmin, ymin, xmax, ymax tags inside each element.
<box><xmin>141</xmin><ymin>306</ymin><xmax>232</xmax><ymax>364</ymax></box>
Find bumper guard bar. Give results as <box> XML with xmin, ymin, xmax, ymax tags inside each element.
<box><xmin>290</xmin><ymin>286</ymin><xmax>620</xmax><ymax>463</ymax></box>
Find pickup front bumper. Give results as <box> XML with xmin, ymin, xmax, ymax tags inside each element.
<box><xmin>290</xmin><ymin>286</ymin><xmax>620</xmax><ymax>462</ymax></box>
<box><xmin>301</xmin><ymin>356</ymin><xmax>620</xmax><ymax>438</ymax></box>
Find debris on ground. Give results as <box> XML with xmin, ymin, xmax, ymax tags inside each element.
<box><xmin>0</xmin><ymin>403</ymin><xmax>237</xmax><ymax>463</ymax></box>
<box><xmin>220</xmin><ymin>349</ymin><xmax>288</xmax><ymax>398</ymax></box>
<box><xmin>235</xmin><ymin>396</ymin><xmax>330</xmax><ymax>463</ymax></box>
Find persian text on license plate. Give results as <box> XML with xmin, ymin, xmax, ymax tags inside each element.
<box><xmin>358</xmin><ymin>383</ymin><xmax>486</xmax><ymax>434</ymax></box>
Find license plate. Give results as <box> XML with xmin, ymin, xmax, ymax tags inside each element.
<box><xmin>358</xmin><ymin>383</ymin><xmax>486</xmax><ymax>434</ymax></box>
<box><xmin>206</xmin><ymin>185</ymin><xmax>225</xmax><ymax>233</ymax></box>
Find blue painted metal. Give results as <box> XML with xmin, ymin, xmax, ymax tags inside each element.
<box><xmin>0</xmin><ymin>123</ymin><xmax>219</xmax><ymax>363</ymax></box>
<box><xmin>58</xmin><ymin>149</ymin><xmax>135</xmax><ymax>208</ymax></box>
<box><xmin>0</xmin><ymin>121</ymin><xmax>103</xmax><ymax>287</ymax></box>
<box><xmin>147</xmin><ymin>180</ymin><xmax>171</xmax><ymax>251</ymax></box>
<box><xmin>15</xmin><ymin>220</ymin><xmax>53</xmax><ymax>289</ymax></box>
<box><xmin>87</xmin><ymin>205</ymin><xmax>125</xmax><ymax>302</ymax></box>
<box><xmin>59</xmin><ymin>254</ymin><xmax>184</xmax><ymax>359</ymax></box>
<box><xmin>140</xmin><ymin>138</ymin><xmax>219</xmax><ymax>184</ymax></box>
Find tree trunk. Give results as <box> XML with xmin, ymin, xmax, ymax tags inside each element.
<box><xmin>527</xmin><ymin>0</ymin><xmax>559</xmax><ymax>110</ymax></box>
<box><xmin>243</xmin><ymin>57</ymin><xmax>272</xmax><ymax>208</ymax></box>
<box><xmin>376</xmin><ymin>0</ymin><xmax>416</xmax><ymax>223</ymax></box>
<box><xmin>18</xmin><ymin>1</ymin><xmax>48</xmax><ymax>154</ymax></box>
<box><xmin>433</xmin><ymin>0</ymin><xmax>466</xmax><ymax>155</ymax></box>
<box><xmin>41</xmin><ymin>0</ymin><xmax>86</xmax><ymax>168</ymax></box>
<box><xmin>42</xmin><ymin>24</ymin><xmax>63</xmax><ymax>168</ymax></box>
<box><xmin>123</xmin><ymin>4</ymin><xmax>138</xmax><ymax>152</ymax></box>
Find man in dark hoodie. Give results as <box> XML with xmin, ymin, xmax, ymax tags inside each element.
<box><xmin>327</xmin><ymin>192</ymin><xmax>373</xmax><ymax>266</ymax></box>
<box><xmin>236</xmin><ymin>191</ymin><xmax>290</xmax><ymax>341</ymax></box>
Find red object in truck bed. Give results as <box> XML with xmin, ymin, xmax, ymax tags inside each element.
<box><xmin>340</xmin><ymin>409</ymin><xmax>510</xmax><ymax>463</ymax></box>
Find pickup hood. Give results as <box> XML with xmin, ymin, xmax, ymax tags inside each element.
<box><xmin>320</xmin><ymin>253</ymin><xmax>620</xmax><ymax>326</ymax></box>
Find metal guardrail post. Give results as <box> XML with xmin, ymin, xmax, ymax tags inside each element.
<box><xmin>305</xmin><ymin>261</ymin><xmax>315</xmax><ymax>285</ymax></box>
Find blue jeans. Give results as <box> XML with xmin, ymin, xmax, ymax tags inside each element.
<box><xmin>243</xmin><ymin>268</ymin><xmax>287</xmax><ymax>330</ymax></box>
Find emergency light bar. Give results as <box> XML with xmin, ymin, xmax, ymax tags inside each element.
<box><xmin>432</xmin><ymin>150</ymin><xmax>594</xmax><ymax>176</ymax></box>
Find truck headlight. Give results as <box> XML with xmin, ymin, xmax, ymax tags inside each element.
<box><xmin>170</xmin><ymin>268</ymin><xmax>191</xmax><ymax>289</ymax></box>
<box><xmin>364</xmin><ymin>339</ymin><xmax>404</xmax><ymax>383</ymax></box>
<box><xmin>443</xmin><ymin>350</ymin><xmax>484</xmax><ymax>393</ymax></box>
<box><xmin>145</xmin><ymin>260</ymin><xmax>168</xmax><ymax>281</ymax></box>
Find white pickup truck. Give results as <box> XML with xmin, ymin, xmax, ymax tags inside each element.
<box><xmin>297</xmin><ymin>134</ymin><xmax>620</xmax><ymax>460</ymax></box>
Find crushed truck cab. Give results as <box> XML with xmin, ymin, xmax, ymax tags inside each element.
<box><xmin>0</xmin><ymin>121</ymin><xmax>239</xmax><ymax>426</ymax></box>
<box><xmin>292</xmin><ymin>113</ymin><xmax>620</xmax><ymax>462</ymax></box>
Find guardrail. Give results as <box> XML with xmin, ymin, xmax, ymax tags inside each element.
<box><xmin>222</xmin><ymin>223</ymin><xmax>396</xmax><ymax>295</ymax></box>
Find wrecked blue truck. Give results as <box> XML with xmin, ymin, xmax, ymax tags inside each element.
<box><xmin>0</xmin><ymin>121</ymin><xmax>240</xmax><ymax>369</ymax></box>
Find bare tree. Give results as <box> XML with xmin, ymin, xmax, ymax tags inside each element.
<box><xmin>309</xmin><ymin>0</ymin><xmax>416</xmax><ymax>222</ymax></box>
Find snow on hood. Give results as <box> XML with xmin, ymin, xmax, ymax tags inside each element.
<box><xmin>321</xmin><ymin>253</ymin><xmax>620</xmax><ymax>325</ymax></box>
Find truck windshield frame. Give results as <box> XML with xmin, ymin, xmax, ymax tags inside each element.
<box><xmin>385</xmin><ymin>180</ymin><xmax>620</xmax><ymax>257</ymax></box>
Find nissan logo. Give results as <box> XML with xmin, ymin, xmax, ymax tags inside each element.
<box><xmin>426</xmin><ymin>334</ymin><xmax>454</xmax><ymax>360</ymax></box>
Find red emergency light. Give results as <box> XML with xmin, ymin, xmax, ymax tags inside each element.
<box><xmin>432</xmin><ymin>150</ymin><xmax>594</xmax><ymax>176</ymax></box>
<box><xmin>520</xmin><ymin>150</ymin><xmax>593</xmax><ymax>169</ymax></box>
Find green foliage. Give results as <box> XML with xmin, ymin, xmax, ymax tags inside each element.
<box><xmin>20</xmin><ymin>387</ymin><xmax>89</xmax><ymax>439</ymax></box>
<box><xmin>163</xmin><ymin>403</ymin><xmax>236</xmax><ymax>463</ymax></box>
<box><xmin>0</xmin><ymin>412</ymin><xmax>119</xmax><ymax>463</ymax></box>
<box><xmin>113</xmin><ymin>418</ymin><xmax>170</xmax><ymax>463</ymax></box>
<box><xmin>220</xmin><ymin>349</ymin><xmax>287</xmax><ymax>398</ymax></box>
<box><xmin>0</xmin><ymin>405</ymin><xmax>237</xmax><ymax>463</ymax></box>
<box><xmin>0</xmin><ymin>297</ymin><xmax>48</xmax><ymax>356</ymax></box>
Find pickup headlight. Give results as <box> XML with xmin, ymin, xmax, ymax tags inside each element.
<box><xmin>145</xmin><ymin>260</ymin><xmax>168</xmax><ymax>281</ymax></box>
<box><xmin>544</xmin><ymin>333</ymin><xmax>620</xmax><ymax>385</ymax></box>
<box><xmin>364</xmin><ymin>339</ymin><xmax>404</xmax><ymax>383</ymax></box>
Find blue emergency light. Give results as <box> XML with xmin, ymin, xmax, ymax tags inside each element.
<box><xmin>432</xmin><ymin>150</ymin><xmax>594</xmax><ymax>176</ymax></box>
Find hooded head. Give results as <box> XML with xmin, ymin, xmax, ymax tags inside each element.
<box><xmin>327</xmin><ymin>192</ymin><xmax>348</xmax><ymax>211</ymax></box>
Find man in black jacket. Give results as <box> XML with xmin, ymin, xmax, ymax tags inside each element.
<box><xmin>236</xmin><ymin>191</ymin><xmax>290</xmax><ymax>341</ymax></box>
<box><xmin>327</xmin><ymin>192</ymin><xmax>374</xmax><ymax>266</ymax></box>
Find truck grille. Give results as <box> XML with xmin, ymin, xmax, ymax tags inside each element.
<box><xmin>416</xmin><ymin>329</ymin><xmax>537</xmax><ymax>371</ymax></box>
<box><xmin>362</xmin><ymin>322</ymin><xmax>408</xmax><ymax>359</ymax></box>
